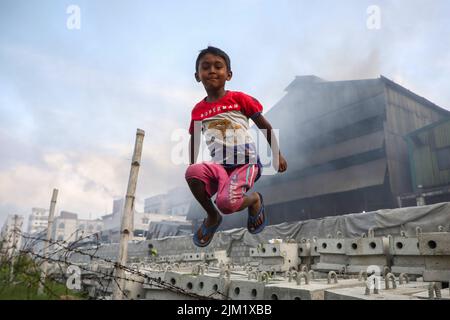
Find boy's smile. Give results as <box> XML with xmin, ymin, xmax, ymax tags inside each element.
<box><xmin>195</xmin><ymin>53</ymin><xmax>232</xmax><ymax>97</ymax></box>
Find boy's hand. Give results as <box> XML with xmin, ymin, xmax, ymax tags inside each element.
<box><xmin>278</xmin><ymin>153</ymin><xmax>287</xmax><ymax>173</ymax></box>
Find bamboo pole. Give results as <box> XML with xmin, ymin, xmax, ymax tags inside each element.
<box><xmin>112</xmin><ymin>129</ymin><xmax>145</xmax><ymax>300</ymax></box>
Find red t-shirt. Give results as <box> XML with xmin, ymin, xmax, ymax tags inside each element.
<box><xmin>189</xmin><ymin>91</ymin><xmax>263</xmax><ymax>166</ymax></box>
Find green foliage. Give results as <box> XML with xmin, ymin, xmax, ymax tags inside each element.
<box><xmin>0</xmin><ymin>255</ymin><xmax>88</xmax><ymax>300</ymax></box>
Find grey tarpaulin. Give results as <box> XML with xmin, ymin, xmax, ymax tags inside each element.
<box><xmin>147</xmin><ymin>221</ymin><xmax>191</xmax><ymax>239</ymax></box>
<box><xmin>205</xmin><ymin>202</ymin><xmax>450</xmax><ymax>254</ymax></box>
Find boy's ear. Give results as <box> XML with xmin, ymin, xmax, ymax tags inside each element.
<box><xmin>194</xmin><ymin>72</ymin><xmax>201</xmax><ymax>82</ymax></box>
<box><xmin>227</xmin><ymin>70</ymin><xmax>233</xmax><ymax>81</ymax></box>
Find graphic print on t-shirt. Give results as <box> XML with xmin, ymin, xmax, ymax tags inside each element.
<box><xmin>189</xmin><ymin>91</ymin><xmax>263</xmax><ymax>166</ymax></box>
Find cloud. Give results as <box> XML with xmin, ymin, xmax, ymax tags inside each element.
<box><xmin>0</xmin><ymin>44</ymin><xmax>198</xmax><ymax>223</ymax></box>
<box><xmin>0</xmin><ymin>142</ymin><xmax>191</xmax><ymax>221</ymax></box>
<box><xmin>0</xmin><ymin>43</ymin><xmax>200</xmax><ymax>141</ymax></box>
<box><xmin>0</xmin><ymin>151</ymin><xmax>119</xmax><ymax>219</ymax></box>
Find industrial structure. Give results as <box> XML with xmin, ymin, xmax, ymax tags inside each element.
<box><xmin>400</xmin><ymin>118</ymin><xmax>450</xmax><ymax>206</ymax></box>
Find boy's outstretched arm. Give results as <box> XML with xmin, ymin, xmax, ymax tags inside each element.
<box><xmin>253</xmin><ymin>114</ymin><xmax>287</xmax><ymax>173</ymax></box>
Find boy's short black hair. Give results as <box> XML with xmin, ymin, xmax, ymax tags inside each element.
<box><xmin>195</xmin><ymin>46</ymin><xmax>231</xmax><ymax>72</ymax></box>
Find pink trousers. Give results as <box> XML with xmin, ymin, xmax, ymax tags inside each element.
<box><xmin>185</xmin><ymin>162</ymin><xmax>260</xmax><ymax>214</ymax></box>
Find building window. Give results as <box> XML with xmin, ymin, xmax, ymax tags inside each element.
<box><xmin>58</xmin><ymin>223</ymin><xmax>65</xmax><ymax>229</ymax></box>
<box><xmin>142</xmin><ymin>218</ymin><xmax>149</xmax><ymax>224</ymax></box>
<box><xmin>436</xmin><ymin>147</ymin><xmax>450</xmax><ymax>170</ymax></box>
<box><xmin>133</xmin><ymin>230</ymin><xmax>145</xmax><ymax>237</ymax></box>
<box><xmin>79</xmin><ymin>224</ymin><xmax>85</xmax><ymax>230</ymax></box>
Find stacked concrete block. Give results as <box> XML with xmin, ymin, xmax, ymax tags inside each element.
<box><xmin>205</xmin><ymin>250</ymin><xmax>231</xmax><ymax>265</ymax></box>
<box><xmin>389</xmin><ymin>232</ymin><xmax>425</xmax><ymax>277</ymax></box>
<box><xmin>145</xmin><ymin>268</ymin><xmax>267</xmax><ymax>300</ymax></box>
<box><xmin>264</xmin><ymin>278</ymin><xmax>364</xmax><ymax>300</ymax></box>
<box><xmin>142</xmin><ymin>270</ymin><xmax>166</xmax><ymax>289</ymax></box>
<box><xmin>325</xmin><ymin>278</ymin><xmax>430</xmax><ymax>300</ymax></box>
<box><xmin>298</xmin><ymin>240</ymin><xmax>311</xmax><ymax>268</ymax></box>
<box><xmin>229</xmin><ymin>244</ymin><xmax>252</xmax><ymax>265</ymax></box>
<box><xmin>241</xmin><ymin>257</ymin><xmax>252</xmax><ymax>264</ymax></box>
<box><xmin>249</xmin><ymin>243</ymin><xmax>299</xmax><ymax>272</ymax></box>
<box><xmin>122</xmin><ymin>271</ymin><xmax>146</xmax><ymax>299</ymax></box>
<box><xmin>194</xmin><ymin>274</ymin><xmax>231</xmax><ymax>299</ymax></box>
<box><xmin>183</xmin><ymin>252</ymin><xmax>205</xmax><ymax>262</ymax></box>
<box><xmin>177</xmin><ymin>273</ymin><xmax>202</xmax><ymax>295</ymax></box>
<box><xmin>163</xmin><ymin>270</ymin><xmax>185</xmax><ymax>289</ymax></box>
<box><xmin>345</xmin><ymin>230</ymin><xmax>390</xmax><ymax>274</ymax></box>
<box><xmin>141</xmin><ymin>269</ymin><xmax>189</xmax><ymax>300</ymax></box>
<box><xmin>228</xmin><ymin>278</ymin><xmax>266</xmax><ymax>300</ymax></box>
<box><xmin>156</xmin><ymin>254</ymin><xmax>184</xmax><ymax>263</ymax></box>
<box><xmin>417</xmin><ymin>230</ymin><xmax>450</xmax><ymax>282</ymax></box>
<box><xmin>302</xmin><ymin>238</ymin><xmax>321</xmax><ymax>271</ymax></box>
<box><xmin>314</xmin><ymin>235</ymin><xmax>348</xmax><ymax>272</ymax></box>
<box><xmin>143</xmin><ymin>286</ymin><xmax>197</xmax><ymax>300</ymax></box>
<box><xmin>169</xmin><ymin>254</ymin><xmax>183</xmax><ymax>263</ymax></box>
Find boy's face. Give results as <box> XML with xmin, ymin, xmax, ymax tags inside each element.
<box><xmin>195</xmin><ymin>53</ymin><xmax>232</xmax><ymax>91</ymax></box>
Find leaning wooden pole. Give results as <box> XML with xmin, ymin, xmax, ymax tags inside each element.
<box><xmin>112</xmin><ymin>128</ymin><xmax>145</xmax><ymax>300</ymax></box>
<box><xmin>38</xmin><ymin>188</ymin><xmax>58</xmax><ymax>295</ymax></box>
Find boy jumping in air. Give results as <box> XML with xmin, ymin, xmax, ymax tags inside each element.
<box><xmin>186</xmin><ymin>46</ymin><xmax>287</xmax><ymax>247</ymax></box>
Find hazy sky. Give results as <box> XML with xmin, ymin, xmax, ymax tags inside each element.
<box><xmin>1</xmin><ymin>0</ymin><xmax>449</xmax><ymax>226</ymax></box>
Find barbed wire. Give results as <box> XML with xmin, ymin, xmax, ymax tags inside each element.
<box><xmin>1</xmin><ymin>229</ymin><xmax>230</xmax><ymax>300</ymax></box>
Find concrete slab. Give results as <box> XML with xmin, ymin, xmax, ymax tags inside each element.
<box><xmin>205</xmin><ymin>250</ymin><xmax>230</xmax><ymax>265</ymax></box>
<box><xmin>418</xmin><ymin>232</ymin><xmax>450</xmax><ymax>255</ymax></box>
<box><xmin>141</xmin><ymin>270</ymin><xmax>165</xmax><ymax>289</ymax></box>
<box><xmin>417</xmin><ymin>232</ymin><xmax>450</xmax><ymax>282</ymax></box>
<box><xmin>250</xmin><ymin>243</ymin><xmax>299</xmax><ymax>272</ymax></box>
<box><xmin>194</xmin><ymin>273</ymin><xmax>231</xmax><ymax>300</ymax></box>
<box><xmin>264</xmin><ymin>278</ymin><xmax>364</xmax><ymax>300</ymax></box>
<box><xmin>412</xmin><ymin>288</ymin><xmax>450</xmax><ymax>300</ymax></box>
<box><xmin>423</xmin><ymin>260</ymin><xmax>450</xmax><ymax>282</ymax></box>
<box><xmin>228</xmin><ymin>278</ymin><xmax>267</xmax><ymax>300</ymax></box>
<box><xmin>325</xmin><ymin>281</ymin><xmax>429</xmax><ymax>300</ymax></box>
<box><xmin>315</xmin><ymin>238</ymin><xmax>348</xmax><ymax>272</ymax></box>
<box><xmin>314</xmin><ymin>262</ymin><xmax>347</xmax><ymax>272</ymax></box>
<box><xmin>389</xmin><ymin>236</ymin><xmax>426</xmax><ymax>276</ymax></box>
<box><xmin>389</xmin><ymin>236</ymin><xmax>421</xmax><ymax>256</ymax></box>
<box><xmin>345</xmin><ymin>237</ymin><xmax>390</xmax><ymax>274</ymax></box>
<box><xmin>143</xmin><ymin>288</ymin><xmax>198</xmax><ymax>300</ymax></box>
<box><xmin>123</xmin><ymin>272</ymin><xmax>146</xmax><ymax>300</ymax></box>
<box><xmin>184</xmin><ymin>252</ymin><xmax>205</xmax><ymax>262</ymax></box>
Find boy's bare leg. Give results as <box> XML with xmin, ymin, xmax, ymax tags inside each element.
<box><xmin>238</xmin><ymin>192</ymin><xmax>261</xmax><ymax>215</ymax></box>
<box><xmin>187</xmin><ymin>178</ymin><xmax>221</xmax><ymax>227</ymax></box>
<box><xmin>239</xmin><ymin>193</ymin><xmax>264</xmax><ymax>230</ymax></box>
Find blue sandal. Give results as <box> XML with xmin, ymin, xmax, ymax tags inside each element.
<box><xmin>193</xmin><ymin>215</ymin><xmax>223</xmax><ymax>247</ymax></box>
<box><xmin>247</xmin><ymin>192</ymin><xmax>266</xmax><ymax>234</ymax></box>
